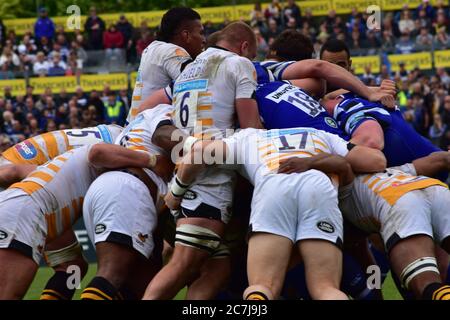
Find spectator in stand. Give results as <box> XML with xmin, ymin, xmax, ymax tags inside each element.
<box><xmin>283</xmin><ymin>0</ymin><xmax>301</xmax><ymax>28</ymax></box>
<box><xmin>250</xmin><ymin>2</ymin><xmax>265</xmax><ymax>28</ymax></box>
<box><xmin>84</xmin><ymin>6</ymin><xmax>105</xmax><ymax>50</ymax></box>
<box><xmin>37</xmin><ymin>36</ymin><xmax>51</xmax><ymax>56</ymax></box>
<box><xmin>264</xmin><ymin>19</ymin><xmax>281</xmax><ymax>42</ymax></box>
<box><xmin>376</xmin><ymin>65</ymin><xmax>392</xmax><ymax>85</ymax></box>
<box><xmin>65</xmin><ymin>51</ymin><xmax>81</xmax><ymax>76</ymax></box>
<box><xmin>48</xmin><ymin>52</ymin><xmax>67</xmax><ymax>76</ymax></box>
<box><xmin>87</xmin><ymin>90</ymin><xmax>105</xmax><ymax>122</ymax></box>
<box><xmin>254</xmin><ymin>28</ymin><xmax>269</xmax><ymax>61</ymax></box>
<box><xmin>399</xmin><ymin>9</ymin><xmax>416</xmax><ymax>35</ymax></box>
<box><xmin>49</xmin><ymin>43</ymin><xmax>69</xmax><ymax>62</ymax></box>
<box><xmin>417</xmin><ymin>8</ymin><xmax>432</xmax><ymax>30</ymax></box>
<box><xmin>118</xmin><ymin>89</ymin><xmax>130</xmax><ymax>111</ymax></box>
<box><xmin>360</xmin><ymin>65</ymin><xmax>376</xmax><ymax>85</ymax></box>
<box><xmin>79</xmin><ymin>108</ymin><xmax>98</xmax><ymax>128</ymax></box>
<box><xmin>34</xmin><ymin>7</ymin><xmax>55</xmax><ymax>45</ymax></box>
<box><xmin>0</xmin><ymin>134</ymin><xmax>12</xmax><ymax>152</ymax></box>
<box><xmin>324</xmin><ymin>10</ymin><xmax>337</xmax><ymax>34</ymax></box>
<box><xmin>33</xmin><ymin>51</ymin><xmax>49</xmax><ymax>76</ymax></box>
<box><xmin>365</xmin><ymin>30</ymin><xmax>381</xmax><ymax>55</ymax></box>
<box><xmin>434</xmin><ymin>26</ymin><xmax>450</xmax><ymax>50</ymax></box>
<box><xmin>416</xmin><ymin>26</ymin><xmax>434</xmax><ymax>51</ymax></box>
<box><xmin>417</xmin><ymin>0</ymin><xmax>435</xmax><ymax>20</ymax></box>
<box><xmin>0</xmin><ymin>47</ymin><xmax>20</xmax><ymax>71</ymax></box>
<box><xmin>116</xmin><ymin>14</ymin><xmax>134</xmax><ymax>61</ymax></box>
<box><xmin>136</xmin><ymin>30</ymin><xmax>154</xmax><ymax>58</ymax></box>
<box><xmin>0</xmin><ymin>19</ymin><xmax>6</xmax><ymax>48</ymax></box>
<box><xmin>265</xmin><ymin>0</ymin><xmax>282</xmax><ymax>25</ymax></box>
<box><xmin>103</xmin><ymin>91</ymin><xmax>126</xmax><ymax>126</ymax></box>
<box><xmin>74</xmin><ymin>86</ymin><xmax>88</xmax><ymax>109</ymax></box>
<box><xmin>433</xmin><ymin>9</ymin><xmax>448</xmax><ymax>34</ymax></box>
<box><xmin>395</xmin><ymin>32</ymin><xmax>415</xmax><ymax>54</ymax></box>
<box><xmin>103</xmin><ymin>24</ymin><xmax>124</xmax><ymax>59</ymax></box>
<box><xmin>70</xmin><ymin>39</ymin><xmax>88</xmax><ymax>63</ymax></box>
<box><xmin>429</xmin><ymin>113</ymin><xmax>447</xmax><ymax>147</ymax></box>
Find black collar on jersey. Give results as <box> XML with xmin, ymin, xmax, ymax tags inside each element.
<box><xmin>210</xmin><ymin>45</ymin><xmax>231</xmax><ymax>52</ymax></box>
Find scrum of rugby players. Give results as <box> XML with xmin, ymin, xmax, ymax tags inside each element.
<box><xmin>0</xmin><ymin>7</ymin><xmax>449</xmax><ymax>301</ymax></box>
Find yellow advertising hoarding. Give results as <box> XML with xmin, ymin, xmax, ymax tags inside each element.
<box><xmin>351</xmin><ymin>56</ymin><xmax>380</xmax><ymax>74</ymax></box>
<box><xmin>0</xmin><ymin>79</ymin><xmax>26</xmax><ymax>97</ymax></box>
<box><xmin>80</xmin><ymin>73</ymin><xmax>128</xmax><ymax>91</ymax></box>
<box><xmin>388</xmin><ymin>52</ymin><xmax>433</xmax><ymax>71</ymax></box>
<box><xmin>434</xmin><ymin>50</ymin><xmax>450</xmax><ymax>68</ymax></box>
<box><xmin>29</xmin><ymin>76</ymin><xmax>78</xmax><ymax>95</ymax></box>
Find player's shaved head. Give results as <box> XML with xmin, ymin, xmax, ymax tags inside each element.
<box><xmin>216</xmin><ymin>22</ymin><xmax>257</xmax><ymax>59</ymax></box>
<box><xmin>206</xmin><ymin>31</ymin><xmax>222</xmax><ymax>48</ymax></box>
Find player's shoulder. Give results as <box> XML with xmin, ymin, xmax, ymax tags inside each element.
<box><xmin>147</xmin><ymin>40</ymin><xmax>190</xmax><ymax>58</ymax></box>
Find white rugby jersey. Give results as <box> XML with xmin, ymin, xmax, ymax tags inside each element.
<box><xmin>1</xmin><ymin>124</ymin><xmax>122</xmax><ymax>165</ymax></box>
<box><xmin>10</xmin><ymin>146</ymin><xmax>98</xmax><ymax>241</ymax></box>
<box><xmin>127</xmin><ymin>41</ymin><xmax>192</xmax><ymax>123</ymax></box>
<box><xmin>223</xmin><ymin>127</ymin><xmax>350</xmax><ymax>186</ymax></box>
<box><xmin>339</xmin><ymin>163</ymin><xmax>448</xmax><ymax>234</ymax></box>
<box><xmin>169</xmin><ymin>46</ymin><xmax>257</xmax><ymax>137</ymax></box>
<box><xmin>116</xmin><ymin>105</ymin><xmax>172</xmax><ymax>198</ymax></box>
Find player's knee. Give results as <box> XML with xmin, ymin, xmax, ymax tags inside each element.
<box><xmin>243</xmin><ymin>285</ymin><xmax>274</xmax><ymax>300</ymax></box>
<box><xmin>44</xmin><ymin>241</ymin><xmax>88</xmax><ymax>277</ymax></box>
<box><xmin>399</xmin><ymin>256</ymin><xmax>441</xmax><ymax>295</ymax></box>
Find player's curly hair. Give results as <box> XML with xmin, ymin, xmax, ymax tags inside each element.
<box><xmin>157</xmin><ymin>7</ymin><xmax>201</xmax><ymax>42</ymax></box>
<box><xmin>269</xmin><ymin>30</ymin><xmax>314</xmax><ymax>62</ymax></box>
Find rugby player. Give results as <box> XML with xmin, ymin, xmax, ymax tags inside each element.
<box><xmin>0</xmin><ymin>143</ymin><xmax>168</xmax><ymax>299</ymax></box>
<box><xmin>126</xmin><ymin>7</ymin><xmax>205</xmax><ymax>123</ymax></box>
<box><xmin>142</xmin><ymin>21</ymin><xmax>262</xmax><ymax>300</ymax></box>
<box><xmin>279</xmin><ymin>151</ymin><xmax>450</xmax><ymax>300</ymax></box>
<box><xmin>164</xmin><ymin>126</ymin><xmax>386</xmax><ymax>300</ymax></box>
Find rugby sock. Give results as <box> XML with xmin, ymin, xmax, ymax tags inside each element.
<box><xmin>245</xmin><ymin>292</ymin><xmax>269</xmax><ymax>300</ymax></box>
<box><xmin>423</xmin><ymin>283</ymin><xmax>450</xmax><ymax>300</ymax></box>
<box><xmin>40</xmin><ymin>271</ymin><xmax>74</xmax><ymax>300</ymax></box>
<box><xmin>80</xmin><ymin>276</ymin><xmax>120</xmax><ymax>300</ymax></box>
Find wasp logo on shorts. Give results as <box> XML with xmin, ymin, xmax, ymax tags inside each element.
<box><xmin>325</xmin><ymin>117</ymin><xmax>338</xmax><ymax>128</ymax></box>
<box><xmin>183</xmin><ymin>190</ymin><xmax>197</xmax><ymax>200</ymax></box>
<box><xmin>0</xmin><ymin>230</ymin><xmax>8</xmax><ymax>240</ymax></box>
<box><xmin>317</xmin><ymin>221</ymin><xmax>335</xmax><ymax>234</ymax></box>
<box><xmin>95</xmin><ymin>224</ymin><xmax>106</xmax><ymax>234</ymax></box>
<box><xmin>138</xmin><ymin>233</ymin><xmax>148</xmax><ymax>243</ymax></box>
<box><xmin>15</xmin><ymin>141</ymin><xmax>37</xmax><ymax>160</ymax></box>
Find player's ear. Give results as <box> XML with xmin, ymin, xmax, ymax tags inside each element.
<box><xmin>240</xmin><ymin>41</ymin><xmax>249</xmax><ymax>55</ymax></box>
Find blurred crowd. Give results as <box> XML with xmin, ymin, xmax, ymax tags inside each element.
<box><xmin>1</xmin><ymin>0</ymin><xmax>450</xmax><ymax>152</ymax></box>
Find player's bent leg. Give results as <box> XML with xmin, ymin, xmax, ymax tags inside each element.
<box><xmin>41</xmin><ymin>229</ymin><xmax>88</xmax><ymax>300</ymax></box>
<box><xmin>81</xmin><ymin>242</ymin><xmax>140</xmax><ymax>300</ymax></box>
<box><xmin>0</xmin><ymin>249</ymin><xmax>38</xmax><ymax>299</ymax></box>
<box><xmin>388</xmin><ymin>235</ymin><xmax>447</xmax><ymax>300</ymax></box>
<box><xmin>245</xmin><ymin>232</ymin><xmax>292</xmax><ymax>300</ymax></box>
<box><xmin>186</xmin><ymin>254</ymin><xmax>231</xmax><ymax>300</ymax></box>
<box><xmin>299</xmin><ymin>239</ymin><xmax>348</xmax><ymax>300</ymax></box>
<box><xmin>143</xmin><ymin>218</ymin><xmax>225</xmax><ymax>300</ymax></box>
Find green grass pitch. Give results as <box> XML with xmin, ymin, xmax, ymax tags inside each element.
<box><xmin>24</xmin><ymin>264</ymin><xmax>403</xmax><ymax>300</ymax></box>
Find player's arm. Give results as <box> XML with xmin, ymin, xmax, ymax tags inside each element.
<box><xmin>350</xmin><ymin>120</ymin><xmax>385</xmax><ymax>150</ymax></box>
<box><xmin>164</xmin><ymin>140</ymin><xmax>228</xmax><ymax>210</ymax></box>
<box><xmin>236</xmin><ymin>98</ymin><xmax>264</xmax><ymax>129</ymax></box>
<box><xmin>0</xmin><ymin>164</ymin><xmax>37</xmax><ymax>188</ymax></box>
<box><xmin>289</xmin><ymin>78</ymin><xmax>326</xmax><ymax>99</ymax></box>
<box><xmin>282</xmin><ymin>60</ymin><xmax>395</xmax><ymax>107</ymax></box>
<box><xmin>325</xmin><ymin>80</ymin><xmax>397</xmax><ymax>102</ymax></box>
<box><xmin>88</xmin><ymin>143</ymin><xmax>173</xmax><ymax>181</ymax></box>
<box><xmin>345</xmin><ymin>145</ymin><xmax>386</xmax><ymax>173</ymax></box>
<box><xmin>137</xmin><ymin>88</ymin><xmax>172</xmax><ymax>114</ymax></box>
<box><xmin>412</xmin><ymin>151</ymin><xmax>450</xmax><ymax>177</ymax></box>
<box><xmin>278</xmin><ymin>153</ymin><xmax>354</xmax><ymax>186</ymax></box>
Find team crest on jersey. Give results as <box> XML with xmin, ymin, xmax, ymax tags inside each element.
<box><xmin>15</xmin><ymin>140</ymin><xmax>37</xmax><ymax>160</ymax></box>
<box><xmin>95</xmin><ymin>224</ymin><xmax>106</xmax><ymax>234</ymax></box>
<box><xmin>0</xmin><ymin>230</ymin><xmax>8</xmax><ymax>240</ymax></box>
<box><xmin>183</xmin><ymin>190</ymin><xmax>197</xmax><ymax>200</ymax></box>
<box><xmin>317</xmin><ymin>221</ymin><xmax>335</xmax><ymax>234</ymax></box>
<box><xmin>325</xmin><ymin>117</ymin><xmax>338</xmax><ymax>128</ymax></box>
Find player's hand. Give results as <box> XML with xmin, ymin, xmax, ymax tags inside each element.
<box><xmin>368</xmin><ymin>91</ymin><xmax>396</xmax><ymax>109</ymax></box>
<box><xmin>278</xmin><ymin>157</ymin><xmax>312</xmax><ymax>174</ymax></box>
<box><xmin>379</xmin><ymin>79</ymin><xmax>397</xmax><ymax>96</ymax></box>
<box><xmin>164</xmin><ymin>192</ymin><xmax>182</xmax><ymax>211</ymax></box>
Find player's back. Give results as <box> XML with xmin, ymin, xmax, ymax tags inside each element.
<box><xmin>9</xmin><ymin>146</ymin><xmax>98</xmax><ymax>239</ymax></box>
<box><xmin>255</xmin><ymin>81</ymin><xmax>347</xmax><ymax>139</ymax></box>
<box><xmin>128</xmin><ymin>41</ymin><xmax>191</xmax><ymax>122</ymax></box>
<box><xmin>172</xmin><ymin>47</ymin><xmax>256</xmax><ymax>136</ymax></box>
<box><xmin>225</xmin><ymin>127</ymin><xmax>349</xmax><ymax>185</ymax></box>
<box><xmin>335</xmin><ymin>93</ymin><xmax>440</xmax><ymax>167</ymax></box>
<box><xmin>1</xmin><ymin>125</ymin><xmax>121</xmax><ymax>165</ymax></box>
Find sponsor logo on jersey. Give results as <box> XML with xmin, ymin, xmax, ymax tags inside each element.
<box><xmin>183</xmin><ymin>190</ymin><xmax>197</xmax><ymax>200</ymax></box>
<box><xmin>15</xmin><ymin>141</ymin><xmax>37</xmax><ymax>160</ymax></box>
<box><xmin>265</xmin><ymin>83</ymin><xmax>297</xmax><ymax>102</ymax></box>
<box><xmin>317</xmin><ymin>221</ymin><xmax>335</xmax><ymax>234</ymax></box>
<box><xmin>0</xmin><ymin>230</ymin><xmax>8</xmax><ymax>240</ymax></box>
<box><xmin>325</xmin><ymin>117</ymin><xmax>338</xmax><ymax>128</ymax></box>
<box><xmin>95</xmin><ymin>224</ymin><xmax>106</xmax><ymax>234</ymax></box>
